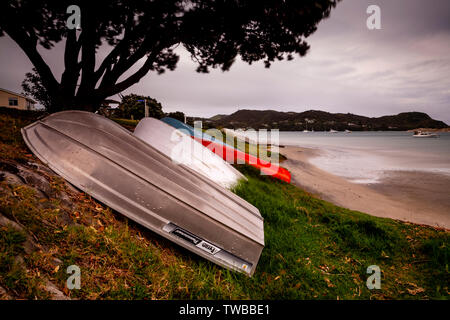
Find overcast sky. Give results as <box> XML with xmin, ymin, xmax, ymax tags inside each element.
<box><xmin>1</xmin><ymin>0</ymin><xmax>449</xmax><ymax>124</ymax></box>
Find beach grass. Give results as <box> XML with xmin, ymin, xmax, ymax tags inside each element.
<box><xmin>0</xmin><ymin>108</ymin><xmax>448</xmax><ymax>300</ymax></box>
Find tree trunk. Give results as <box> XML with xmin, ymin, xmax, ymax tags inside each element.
<box><xmin>47</xmin><ymin>92</ymin><xmax>106</xmax><ymax>113</ymax></box>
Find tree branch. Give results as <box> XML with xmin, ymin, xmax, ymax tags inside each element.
<box><xmin>98</xmin><ymin>43</ymin><xmax>151</xmax><ymax>90</ymax></box>
<box><xmin>77</xmin><ymin>7</ymin><xmax>97</xmax><ymax>97</ymax></box>
<box><xmin>61</xmin><ymin>30</ymin><xmax>82</xmax><ymax>98</ymax></box>
<box><xmin>5</xmin><ymin>28</ymin><xmax>60</xmax><ymax>96</ymax></box>
<box><xmin>93</xmin><ymin>13</ymin><xmax>138</xmax><ymax>85</ymax></box>
<box><xmin>99</xmin><ymin>53</ymin><xmax>157</xmax><ymax>98</ymax></box>
<box><xmin>93</xmin><ymin>43</ymin><xmax>124</xmax><ymax>85</ymax></box>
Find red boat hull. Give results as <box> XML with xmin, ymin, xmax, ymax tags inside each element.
<box><xmin>192</xmin><ymin>137</ymin><xmax>291</xmax><ymax>184</ymax></box>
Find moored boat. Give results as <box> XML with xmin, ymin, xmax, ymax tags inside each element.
<box><xmin>412</xmin><ymin>131</ymin><xmax>439</xmax><ymax>138</ymax></box>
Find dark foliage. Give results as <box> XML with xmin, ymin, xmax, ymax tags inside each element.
<box><xmin>115</xmin><ymin>94</ymin><xmax>164</xmax><ymax>120</ymax></box>
<box><xmin>165</xmin><ymin>111</ymin><xmax>185</xmax><ymax>123</ymax></box>
<box><xmin>212</xmin><ymin>109</ymin><xmax>448</xmax><ymax>131</ymax></box>
<box><xmin>21</xmin><ymin>68</ymin><xmax>52</xmax><ymax>110</ymax></box>
<box><xmin>0</xmin><ymin>0</ymin><xmax>339</xmax><ymax>112</ymax></box>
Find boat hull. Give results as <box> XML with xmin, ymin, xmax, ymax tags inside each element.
<box><xmin>195</xmin><ymin>138</ymin><xmax>292</xmax><ymax>184</ymax></box>
<box><xmin>161</xmin><ymin>117</ymin><xmax>291</xmax><ymax>183</ymax></box>
<box><xmin>21</xmin><ymin>111</ymin><xmax>264</xmax><ymax>276</ymax></box>
<box><xmin>413</xmin><ymin>134</ymin><xmax>438</xmax><ymax>138</ymax></box>
<box><xmin>134</xmin><ymin>117</ymin><xmax>245</xmax><ymax>189</ymax></box>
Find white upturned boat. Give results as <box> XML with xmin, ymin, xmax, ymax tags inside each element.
<box><xmin>134</xmin><ymin>117</ymin><xmax>246</xmax><ymax>189</ymax></box>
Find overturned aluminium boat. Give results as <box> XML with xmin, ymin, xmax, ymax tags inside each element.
<box><xmin>21</xmin><ymin>111</ymin><xmax>264</xmax><ymax>276</ymax></box>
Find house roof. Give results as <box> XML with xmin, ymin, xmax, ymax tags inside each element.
<box><xmin>102</xmin><ymin>99</ymin><xmax>121</xmax><ymax>105</ymax></box>
<box><xmin>0</xmin><ymin>87</ymin><xmax>36</xmax><ymax>103</ymax></box>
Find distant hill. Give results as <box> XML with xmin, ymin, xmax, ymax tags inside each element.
<box><xmin>209</xmin><ymin>114</ymin><xmax>228</xmax><ymax>121</ymax></box>
<box><xmin>210</xmin><ymin>109</ymin><xmax>448</xmax><ymax>131</ymax></box>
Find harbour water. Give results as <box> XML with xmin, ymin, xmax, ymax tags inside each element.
<box><xmin>276</xmin><ymin>131</ymin><xmax>450</xmax><ymax>184</ymax></box>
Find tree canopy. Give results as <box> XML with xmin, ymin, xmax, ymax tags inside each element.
<box><xmin>0</xmin><ymin>0</ymin><xmax>339</xmax><ymax>112</ymax></box>
<box><xmin>21</xmin><ymin>68</ymin><xmax>52</xmax><ymax>110</ymax></box>
<box><xmin>116</xmin><ymin>94</ymin><xmax>164</xmax><ymax>120</ymax></box>
<box><xmin>165</xmin><ymin>111</ymin><xmax>186</xmax><ymax>123</ymax></box>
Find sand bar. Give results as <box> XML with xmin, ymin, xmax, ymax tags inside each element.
<box><xmin>281</xmin><ymin>146</ymin><xmax>450</xmax><ymax>229</ymax></box>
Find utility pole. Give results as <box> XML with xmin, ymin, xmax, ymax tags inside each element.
<box><xmin>144</xmin><ymin>99</ymin><xmax>149</xmax><ymax>118</ymax></box>
<box><xmin>138</xmin><ymin>98</ymin><xmax>149</xmax><ymax>118</ymax></box>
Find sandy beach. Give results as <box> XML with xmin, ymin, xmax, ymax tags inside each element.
<box><xmin>281</xmin><ymin>146</ymin><xmax>450</xmax><ymax>229</ymax></box>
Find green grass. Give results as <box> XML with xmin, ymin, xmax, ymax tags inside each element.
<box><xmin>0</xmin><ymin>226</ymin><xmax>27</xmax><ymax>291</ymax></box>
<box><xmin>111</xmin><ymin>118</ymin><xmax>139</xmax><ymax>131</ymax></box>
<box><xmin>0</xmin><ymin>225</ymin><xmax>49</xmax><ymax>299</ymax></box>
<box><xmin>0</xmin><ymin>108</ymin><xmax>448</xmax><ymax>299</ymax></box>
<box><xmin>235</xmin><ymin>139</ymin><xmax>287</xmax><ymax>163</ymax></box>
<box><xmin>230</xmin><ymin>165</ymin><xmax>449</xmax><ymax>299</ymax></box>
<box><xmin>203</xmin><ymin>129</ymin><xmax>287</xmax><ymax>163</ymax></box>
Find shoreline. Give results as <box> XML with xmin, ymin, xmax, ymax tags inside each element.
<box><xmin>281</xmin><ymin>145</ymin><xmax>450</xmax><ymax>229</ymax></box>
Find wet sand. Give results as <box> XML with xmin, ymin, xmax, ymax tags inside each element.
<box><xmin>281</xmin><ymin>146</ymin><xmax>450</xmax><ymax>229</ymax></box>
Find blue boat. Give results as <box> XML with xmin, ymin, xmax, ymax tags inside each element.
<box><xmin>161</xmin><ymin>117</ymin><xmax>233</xmax><ymax>147</ymax></box>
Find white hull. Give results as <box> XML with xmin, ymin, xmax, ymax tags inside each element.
<box><xmin>134</xmin><ymin>118</ymin><xmax>246</xmax><ymax>189</ymax></box>
<box><xmin>413</xmin><ymin>134</ymin><xmax>438</xmax><ymax>138</ymax></box>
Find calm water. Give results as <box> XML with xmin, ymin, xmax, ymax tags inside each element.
<box><xmin>277</xmin><ymin>131</ymin><xmax>450</xmax><ymax>184</ymax></box>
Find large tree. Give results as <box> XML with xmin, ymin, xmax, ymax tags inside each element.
<box><xmin>116</xmin><ymin>94</ymin><xmax>164</xmax><ymax>120</ymax></box>
<box><xmin>0</xmin><ymin>0</ymin><xmax>339</xmax><ymax>113</ymax></box>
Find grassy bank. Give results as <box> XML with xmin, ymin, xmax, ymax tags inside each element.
<box><xmin>0</xmin><ymin>108</ymin><xmax>448</xmax><ymax>299</ymax></box>
<box><xmin>111</xmin><ymin>118</ymin><xmax>139</xmax><ymax>131</ymax></box>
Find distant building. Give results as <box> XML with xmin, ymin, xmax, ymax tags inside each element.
<box><xmin>0</xmin><ymin>88</ymin><xmax>36</xmax><ymax>111</ymax></box>
<box><xmin>96</xmin><ymin>99</ymin><xmax>120</xmax><ymax>117</ymax></box>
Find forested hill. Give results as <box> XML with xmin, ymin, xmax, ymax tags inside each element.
<box><xmin>209</xmin><ymin>109</ymin><xmax>448</xmax><ymax>131</ymax></box>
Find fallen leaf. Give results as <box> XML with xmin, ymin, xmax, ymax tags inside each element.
<box><xmin>324</xmin><ymin>277</ymin><xmax>335</xmax><ymax>288</ymax></box>
<box><xmin>407</xmin><ymin>287</ymin><xmax>425</xmax><ymax>295</ymax></box>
